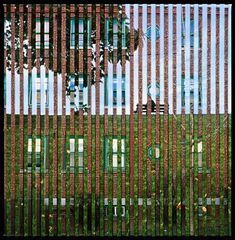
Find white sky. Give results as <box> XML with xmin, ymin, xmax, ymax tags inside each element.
<box><xmin>5</xmin><ymin>4</ymin><xmax>231</xmax><ymax>115</ymax></box>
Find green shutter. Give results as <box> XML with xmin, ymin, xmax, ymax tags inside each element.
<box><xmin>28</xmin><ymin>74</ymin><xmax>32</xmax><ymax>106</ymax></box>
<box><xmin>87</xmin><ymin>17</ymin><xmax>90</xmax><ymax>46</ymax></box>
<box><xmin>122</xmin><ymin>19</ymin><xmax>126</xmax><ymax>47</ymax></box>
<box><xmin>105</xmin><ymin>76</ymin><xmax>108</xmax><ymax>106</ymax></box>
<box><xmin>113</xmin><ymin>18</ymin><xmax>118</xmax><ymax>49</ymax></box>
<box><xmin>105</xmin><ymin>18</ymin><xmax>109</xmax><ymax>47</ymax></box>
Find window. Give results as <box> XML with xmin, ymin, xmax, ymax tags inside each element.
<box><xmin>181</xmin><ymin>76</ymin><xmax>202</xmax><ymax>108</ymax></box>
<box><xmin>182</xmin><ymin>20</ymin><xmax>199</xmax><ymax>47</ymax></box>
<box><xmin>44</xmin><ymin>74</ymin><xmax>49</xmax><ymax>107</ymax></box>
<box><xmin>113</xmin><ymin>74</ymin><xmax>117</xmax><ymax>106</ymax></box>
<box><xmin>36</xmin><ymin>75</ymin><xmax>40</xmax><ymax>106</ymax></box>
<box><xmin>70</xmin><ymin>75</ymin><xmax>75</xmax><ymax>106</ymax></box>
<box><xmin>122</xmin><ymin>75</ymin><xmax>125</xmax><ymax>106</ymax></box>
<box><xmin>78</xmin><ymin>138</ymin><xmax>83</xmax><ymax>172</ymax></box>
<box><xmin>28</xmin><ymin>138</ymin><xmax>32</xmax><ymax>171</ymax></box>
<box><xmin>146</xmin><ymin>25</ymin><xmax>160</xmax><ymax>40</ymax></box>
<box><xmin>79</xmin><ymin>19</ymin><xmax>83</xmax><ymax>49</ymax></box>
<box><xmin>44</xmin><ymin>136</ymin><xmax>48</xmax><ymax>170</ymax></box>
<box><xmin>70</xmin><ymin>18</ymin><xmax>75</xmax><ymax>48</ymax></box>
<box><xmin>70</xmin><ymin>138</ymin><xmax>75</xmax><ymax>169</ymax></box>
<box><xmin>113</xmin><ymin>19</ymin><xmax>118</xmax><ymax>49</ymax></box>
<box><xmin>79</xmin><ymin>74</ymin><xmax>83</xmax><ymax>108</ymax></box>
<box><xmin>36</xmin><ymin>18</ymin><xmax>41</xmax><ymax>49</ymax></box>
<box><xmin>36</xmin><ymin>138</ymin><xmax>41</xmax><ymax>167</ymax></box>
<box><xmin>44</xmin><ymin>17</ymin><xmax>49</xmax><ymax>49</ymax></box>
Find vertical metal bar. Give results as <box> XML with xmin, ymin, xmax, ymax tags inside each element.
<box><xmin>181</xmin><ymin>5</ymin><xmax>186</xmax><ymax>236</ymax></box>
<box><xmin>35</xmin><ymin>4</ymin><xmax>41</xmax><ymax>235</ymax></box>
<box><xmin>121</xmin><ymin>4</ymin><xmax>127</xmax><ymax>236</ymax></box>
<box><xmin>78</xmin><ymin>4</ymin><xmax>84</xmax><ymax>235</ymax></box>
<box><xmin>87</xmin><ymin>4</ymin><xmax>92</xmax><ymax>235</ymax></box>
<box><xmin>137</xmin><ymin>5</ymin><xmax>143</xmax><ymax>235</ymax></box>
<box><xmin>198</xmin><ymin>6</ymin><xmax>203</xmax><ymax>235</ymax></box>
<box><xmin>163</xmin><ymin>5</ymin><xmax>169</xmax><ymax>236</ymax></box>
<box><xmin>112</xmin><ymin>4</ymin><xmax>118</xmax><ymax>235</ymax></box>
<box><xmin>172</xmin><ymin>5</ymin><xmax>177</xmax><ymax>236</ymax></box>
<box><xmin>155</xmin><ymin>5</ymin><xmax>160</xmax><ymax>236</ymax></box>
<box><xmin>215</xmin><ymin>6</ymin><xmax>220</xmax><ymax>236</ymax></box>
<box><xmin>44</xmin><ymin>4</ymin><xmax>50</xmax><ymax>236</ymax></box>
<box><xmin>19</xmin><ymin>4</ymin><xmax>24</xmax><ymax>236</ymax></box>
<box><xmin>10</xmin><ymin>4</ymin><xmax>16</xmax><ymax>235</ymax></box>
<box><xmin>4</xmin><ymin>4</ymin><xmax>7</xmax><ymax>236</ymax></box>
<box><xmin>146</xmin><ymin>4</ymin><xmax>152</xmax><ymax>236</ymax></box>
<box><xmin>104</xmin><ymin>4</ymin><xmax>109</xmax><ymax>236</ymax></box>
<box><xmin>129</xmin><ymin>5</ymin><xmax>135</xmax><ymax>236</ymax></box>
<box><xmin>52</xmin><ymin>4</ymin><xmax>58</xmax><ymax>236</ymax></box>
<box><xmin>224</xmin><ymin>6</ymin><xmax>229</xmax><ymax>236</ymax></box>
<box><xmin>61</xmin><ymin>4</ymin><xmax>67</xmax><ymax>236</ymax></box>
<box><xmin>27</xmin><ymin>4</ymin><xmax>33</xmax><ymax>236</ymax></box>
<box><xmin>95</xmin><ymin>4</ymin><xmax>101</xmax><ymax>235</ymax></box>
<box><xmin>206</xmin><ymin>5</ymin><xmax>212</xmax><ymax>235</ymax></box>
<box><xmin>69</xmin><ymin>4</ymin><xmax>75</xmax><ymax>236</ymax></box>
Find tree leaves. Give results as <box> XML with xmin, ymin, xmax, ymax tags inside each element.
<box><xmin>5</xmin><ymin>4</ymin><xmax>139</xmax><ymax>96</ymax></box>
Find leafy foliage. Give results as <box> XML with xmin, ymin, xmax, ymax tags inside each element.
<box><xmin>5</xmin><ymin>4</ymin><xmax>139</xmax><ymax>96</ymax></box>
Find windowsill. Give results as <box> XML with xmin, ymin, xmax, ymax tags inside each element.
<box><xmin>181</xmin><ymin>47</ymin><xmax>202</xmax><ymax>50</ymax></box>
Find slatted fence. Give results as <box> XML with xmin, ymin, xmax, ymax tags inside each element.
<box><xmin>3</xmin><ymin>4</ymin><xmax>231</xmax><ymax>236</ymax></box>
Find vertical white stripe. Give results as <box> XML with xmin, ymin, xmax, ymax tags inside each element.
<box><xmin>210</xmin><ymin>5</ymin><xmax>216</xmax><ymax>114</ymax></box>
<box><xmin>176</xmin><ymin>5</ymin><xmax>182</xmax><ymax>114</ymax></box>
<box><xmin>185</xmin><ymin>4</ymin><xmax>191</xmax><ymax>114</ymax></box>
<box><xmin>49</xmin><ymin>71</ymin><xmax>53</xmax><ymax>115</ymax></box>
<box><xmin>15</xmin><ymin>70</ymin><xmax>19</xmax><ymax>114</ymax></box>
<box><xmin>126</xmin><ymin>4</ymin><xmax>130</xmax><ymax>115</ymax></box>
<box><xmin>142</xmin><ymin>4</ymin><xmax>146</xmax><ymax>106</ymax></box>
<box><xmin>151</xmin><ymin>5</ymin><xmax>156</xmax><ymax>100</ymax></box>
<box><xmin>134</xmin><ymin>4</ymin><xmax>138</xmax><ymax>113</ymax></box>
<box><xmin>194</xmin><ymin>5</ymin><xmax>199</xmax><ymax>114</ymax></box>
<box><xmin>202</xmin><ymin>5</ymin><xmax>207</xmax><ymax>114</ymax></box>
<box><xmin>220</xmin><ymin>5</ymin><xmax>225</xmax><ymax>113</ymax></box>
<box><xmin>168</xmin><ymin>5</ymin><xmax>173</xmax><ymax>114</ymax></box>
<box><xmin>117</xmin><ymin>51</ymin><xmax>121</xmax><ymax>115</ymax></box>
<box><xmin>160</xmin><ymin>4</ymin><xmax>164</xmax><ymax>105</ymax></box>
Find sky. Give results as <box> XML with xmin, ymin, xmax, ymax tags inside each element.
<box><xmin>5</xmin><ymin>4</ymin><xmax>231</xmax><ymax>115</ymax></box>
